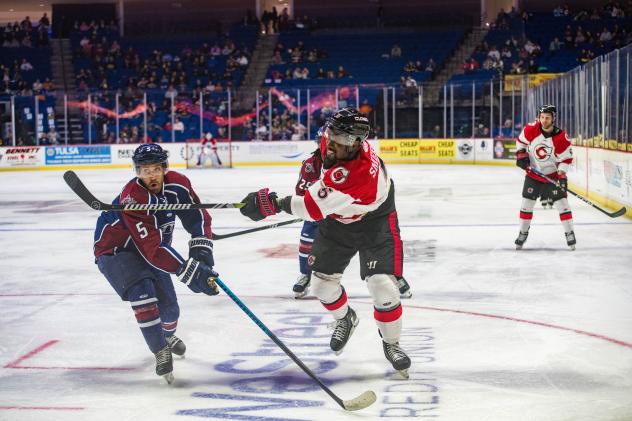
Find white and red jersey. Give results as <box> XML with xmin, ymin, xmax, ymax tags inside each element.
<box><xmin>201</xmin><ymin>136</ymin><xmax>218</xmax><ymax>151</ymax></box>
<box><xmin>290</xmin><ymin>139</ymin><xmax>392</xmax><ymax>224</ymax></box>
<box><xmin>516</xmin><ymin>120</ymin><xmax>573</xmax><ymax>182</ymax></box>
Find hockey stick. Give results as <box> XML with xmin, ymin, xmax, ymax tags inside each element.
<box><xmin>212</xmin><ymin>218</ymin><xmax>302</xmax><ymax>240</ymax></box>
<box><xmin>212</xmin><ymin>276</ymin><xmax>376</xmax><ymax>411</ymax></box>
<box><xmin>63</xmin><ymin>170</ymin><xmax>244</xmax><ymax>211</ymax></box>
<box><xmin>528</xmin><ymin>168</ymin><xmax>627</xmax><ymax>218</ymax></box>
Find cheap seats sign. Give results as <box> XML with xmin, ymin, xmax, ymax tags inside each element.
<box><xmin>379</xmin><ymin>139</ymin><xmax>456</xmax><ymax>163</ymax></box>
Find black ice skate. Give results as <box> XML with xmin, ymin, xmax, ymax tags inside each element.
<box><xmin>396</xmin><ymin>277</ymin><xmax>412</xmax><ymax>299</ymax></box>
<box><xmin>330</xmin><ymin>307</ymin><xmax>359</xmax><ymax>355</ymax></box>
<box><xmin>565</xmin><ymin>231</ymin><xmax>576</xmax><ymax>251</ymax></box>
<box><xmin>383</xmin><ymin>341</ymin><xmax>411</xmax><ymax>379</ymax></box>
<box><xmin>155</xmin><ymin>345</ymin><xmax>174</xmax><ymax>384</ymax></box>
<box><xmin>166</xmin><ymin>335</ymin><xmax>186</xmax><ymax>357</ymax></box>
<box><xmin>293</xmin><ymin>274</ymin><xmax>311</xmax><ymax>299</ymax></box>
<box><xmin>515</xmin><ymin>231</ymin><xmax>529</xmax><ymax>249</ymax></box>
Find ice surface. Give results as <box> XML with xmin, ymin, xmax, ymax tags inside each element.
<box><xmin>1</xmin><ymin>165</ymin><xmax>631</xmax><ymax>421</ymax></box>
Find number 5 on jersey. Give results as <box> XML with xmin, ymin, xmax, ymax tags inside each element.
<box><xmin>136</xmin><ymin>221</ymin><xmax>148</xmax><ymax>239</ymax></box>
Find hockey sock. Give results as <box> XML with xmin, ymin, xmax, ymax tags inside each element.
<box><xmin>129</xmin><ymin>281</ymin><xmax>166</xmax><ymax>353</ymax></box>
<box><xmin>311</xmin><ymin>272</ymin><xmax>348</xmax><ymax>319</ymax></box>
<box><xmin>367</xmin><ymin>274</ymin><xmax>402</xmax><ymax>343</ymax></box>
<box><xmin>554</xmin><ymin>198</ymin><xmax>574</xmax><ymax>232</ymax></box>
<box><xmin>520</xmin><ymin>198</ymin><xmax>536</xmax><ymax>232</ymax></box>
<box><xmin>158</xmin><ymin>300</ymin><xmax>180</xmax><ymax>337</ymax></box>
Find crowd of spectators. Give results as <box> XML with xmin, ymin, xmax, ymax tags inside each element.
<box><xmin>465</xmin><ymin>1</ymin><xmax>631</xmax><ymax>78</ymax></box>
<box><xmin>267</xmin><ymin>40</ymin><xmax>352</xmax><ymax>83</ymax></box>
<box><xmin>72</xmin><ymin>20</ymin><xmax>251</xmax><ymax>92</ymax></box>
<box><xmin>1</xmin><ymin>14</ymin><xmax>53</xmax><ymax>95</ymax></box>
<box><xmin>1</xmin><ymin>14</ymin><xmax>50</xmax><ymax>48</ymax></box>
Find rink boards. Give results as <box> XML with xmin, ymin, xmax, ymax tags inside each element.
<box><xmin>1</xmin><ymin>139</ymin><xmax>630</xmax><ymax>218</ymax></box>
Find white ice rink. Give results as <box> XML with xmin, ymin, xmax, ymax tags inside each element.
<box><xmin>1</xmin><ymin>165</ymin><xmax>631</xmax><ymax>421</ymax></box>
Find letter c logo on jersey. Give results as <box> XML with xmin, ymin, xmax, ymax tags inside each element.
<box><xmin>330</xmin><ymin>167</ymin><xmax>350</xmax><ymax>184</ymax></box>
<box><xmin>534</xmin><ymin>144</ymin><xmax>553</xmax><ymax>161</ymax></box>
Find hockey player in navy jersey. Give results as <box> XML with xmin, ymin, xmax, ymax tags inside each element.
<box><xmin>94</xmin><ymin>143</ymin><xmax>219</xmax><ymax>384</ymax></box>
<box><xmin>240</xmin><ymin>108</ymin><xmax>411</xmax><ymax>377</ymax></box>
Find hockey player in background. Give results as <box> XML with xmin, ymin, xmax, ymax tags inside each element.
<box><xmin>239</xmin><ymin>108</ymin><xmax>411</xmax><ymax>377</ymax></box>
<box><xmin>197</xmin><ymin>132</ymin><xmax>222</xmax><ymax>167</ymax></box>
<box><xmin>292</xmin><ymin>128</ymin><xmax>412</xmax><ymax>299</ymax></box>
<box><xmin>94</xmin><ymin>143</ymin><xmax>219</xmax><ymax>384</ymax></box>
<box><xmin>515</xmin><ymin>105</ymin><xmax>576</xmax><ymax>250</ymax></box>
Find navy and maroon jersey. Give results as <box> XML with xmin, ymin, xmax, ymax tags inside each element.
<box><xmin>93</xmin><ymin>171</ymin><xmax>212</xmax><ymax>273</ymax></box>
<box><xmin>289</xmin><ymin>138</ymin><xmax>392</xmax><ymax>224</ymax></box>
<box><xmin>516</xmin><ymin>120</ymin><xmax>573</xmax><ymax>182</ymax></box>
<box><xmin>294</xmin><ymin>150</ymin><xmax>323</xmax><ymax>197</ymax></box>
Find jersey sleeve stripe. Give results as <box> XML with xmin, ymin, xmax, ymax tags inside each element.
<box><xmin>304</xmin><ymin>190</ymin><xmax>324</xmax><ymax>221</ymax></box>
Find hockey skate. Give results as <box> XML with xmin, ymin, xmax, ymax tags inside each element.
<box><xmin>166</xmin><ymin>335</ymin><xmax>186</xmax><ymax>357</ymax></box>
<box><xmin>154</xmin><ymin>345</ymin><xmax>174</xmax><ymax>384</ymax></box>
<box><xmin>515</xmin><ymin>231</ymin><xmax>529</xmax><ymax>250</ymax></box>
<box><xmin>293</xmin><ymin>274</ymin><xmax>311</xmax><ymax>299</ymax></box>
<box><xmin>396</xmin><ymin>277</ymin><xmax>412</xmax><ymax>299</ymax></box>
<box><xmin>565</xmin><ymin>231</ymin><xmax>576</xmax><ymax>251</ymax></box>
<box><xmin>383</xmin><ymin>341</ymin><xmax>411</xmax><ymax>379</ymax></box>
<box><xmin>330</xmin><ymin>307</ymin><xmax>359</xmax><ymax>355</ymax></box>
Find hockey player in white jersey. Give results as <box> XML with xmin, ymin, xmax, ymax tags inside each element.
<box><xmin>239</xmin><ymin>108</ymin><xmax>411</xmax><ymax>377</ymax></box>
<box><xmin>515</xmin><ymin>104</ymin><xmax>576</xmax><ymax>250</ymax></box>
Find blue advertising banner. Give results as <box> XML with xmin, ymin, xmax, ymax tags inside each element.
<box><xmin>45</xmin><ymin>146</ymin><xmax>111</xmax><ymax>165</ymax></box>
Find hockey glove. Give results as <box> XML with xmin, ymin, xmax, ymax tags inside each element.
<box><xmin>176</xmin><ymin>258</ymin><xmax>219</xmax><ymax>296</ymax></box>
<box><xmin>189</xmin><ymin>237</ymin><xmax>214</xmax><ymax>268</ymax></box>
<box><xmin>516</xmin><ymin>149</ymin><xmax>530</xmax><ymax>170</ymax></box>
<box><xmin>557</xmin><ymin>173</ymin><xmax>568</xmax><ymax>191</ymax></box>
<box><xmin>239</xmin><ymin>188</ymin><xmax>280</xmax><ymax>221</ymax></box>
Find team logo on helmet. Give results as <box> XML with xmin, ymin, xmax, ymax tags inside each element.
<box><xmin>534</xmin><ymin>144</ymin><xmax>553</xmax><ymax>161</ymax></box>
<box><xmin>330</xmin><ymin>167</ymin><xmax>350</xmax><ymax>184</ymax></box>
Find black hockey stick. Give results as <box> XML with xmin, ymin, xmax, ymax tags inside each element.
<box><xmin>63</xmin><ymin>170</ymin><xmax>244</xmax><ymax>211</ymax></box>
<box><xmin>213</xmin><ymin>218</ymin><xmax>302</xmax><ymax>240</ymax></box>
<box><xmin>212</xmin><ymin>276</ymin><xmax>376</xmax><ymax>411</ymax></box>
<box><xmin>529</xmin><ymin>168</ymin><xmax>627</xmax><ymax>218</ymax></box>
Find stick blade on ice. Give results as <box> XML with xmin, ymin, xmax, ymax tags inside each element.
<box><xmin>342</xmin><ymin>390</ymin><xmax>377</xmax><ymax>411</ymax></box>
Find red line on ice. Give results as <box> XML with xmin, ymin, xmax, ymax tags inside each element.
<box><xmin>401</xmin><ymin>303</ymin><xmax>632</xmax><ymax>350</ymax></box>
<box><xmin>3</xmin><ymin>340</ymin><xmax>135</xmax><ymax>371</ymax></box>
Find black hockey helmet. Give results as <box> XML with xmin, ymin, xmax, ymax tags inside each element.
<box><xmin>325</xmin><ymin>108</ymin><xmax>370</xmax><ymax>146</ymax></box>
<box><xmin>538</xmin><ymin>104</ymin><xmax>557</xmax><ymax>119</ymax></box>
<box><xmin>132</xmin><ymin>143</ymin><xmax>169</xmax><ymax>170</ymax></box>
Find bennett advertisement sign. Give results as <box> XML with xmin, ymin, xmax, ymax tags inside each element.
<box><xmin>0</xmin><ymin>146</ymin><xmax>43</xmax><ymax>167</ymax></box>
<box><xmin>45</xmin><ymin>145</ymin><xmax>112</xmax><ymax>165</ymax></box>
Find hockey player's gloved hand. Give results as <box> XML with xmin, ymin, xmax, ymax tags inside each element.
<box><xmin>239</xmin><ymin>188</ymin><xmax>280</xmax><ymax>221</ymax></box>
<box><xmin>557</xmin><ymin>173</ymin><xmax>568</xmax><ymax>191</ymax></box>
<box><xmin>189</xmin><ymin>237</ymin><xmax>214</xmax><ymax>268</ymax></box>
<box><xmin>176</xmin><ymin>258</ymin><xmax>219</xmax><ymax>296</ymax></box>
<box><xmin>516</xmin><ymin>149</ymin><xmax>529</xmax><ymax>170</ymax></box>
